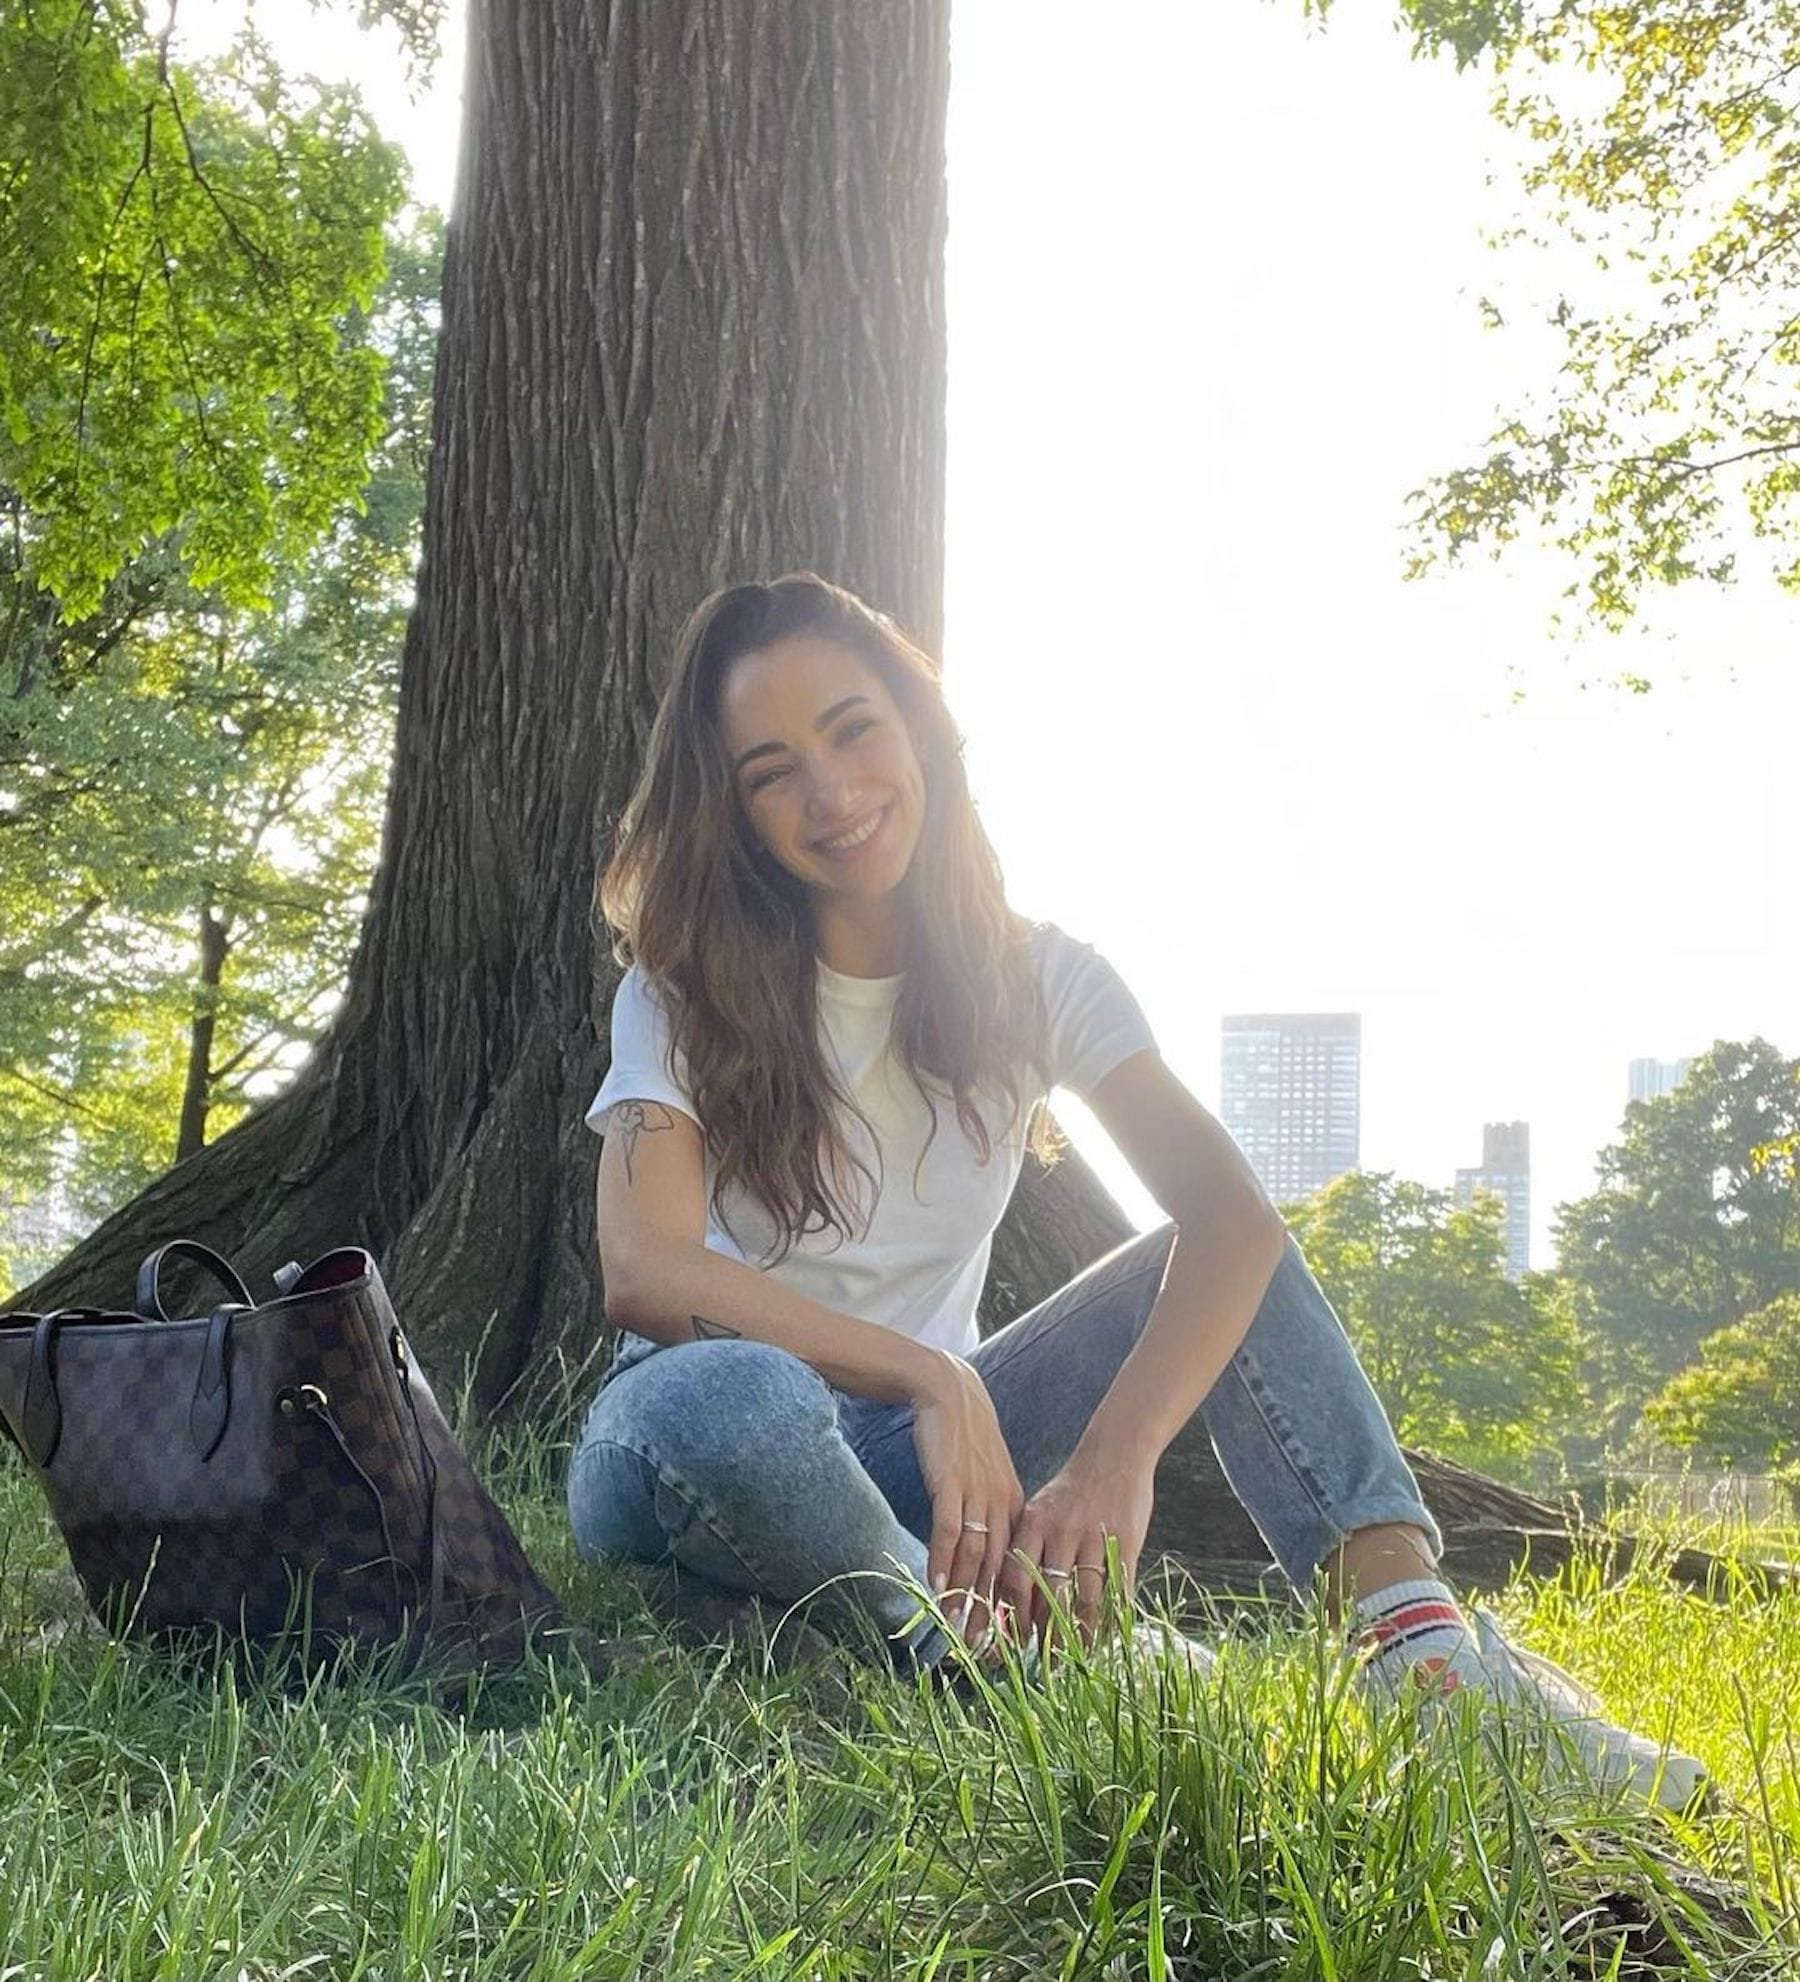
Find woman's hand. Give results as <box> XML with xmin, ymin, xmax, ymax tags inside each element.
<box><xmin>910</xmin><ymin>1354</ymin><xmax>1025</xmax><ymax>1641</ymax></box>
<box><xmin>998</xmin><ymin>1448</ymin><xmax>1156</xmax><ymax>1648</ymax></box>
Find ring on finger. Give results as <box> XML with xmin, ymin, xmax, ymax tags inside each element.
<box><xmin>1041</xmin><ymin>1566</ymin><xmax>1073</xmax><ymax>1583</ymax></box>
<box><xmin>961</xmin><ymin>1519</ymin><xmax>990</xmax><ymax>1535</ymax></box>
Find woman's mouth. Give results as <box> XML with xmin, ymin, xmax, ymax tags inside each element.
<box><xmin>814</xmin><ymin>805</ymin><xmax>889</xmax><ymax>858</ymax></box>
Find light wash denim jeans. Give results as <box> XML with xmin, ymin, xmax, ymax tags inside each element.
<box><xmin>565</xmin><ymin>1226</ymin><xmax>1440</xmax><ymax>1666</ymax></box>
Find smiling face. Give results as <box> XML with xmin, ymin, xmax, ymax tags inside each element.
<box><xmin>718</xmin><ymin>632</ymin><xmax>928</xmax><ymax>923</ymax></box>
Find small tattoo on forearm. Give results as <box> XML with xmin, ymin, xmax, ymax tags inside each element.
<box><xmin>615</xmin><ymin>1100</ymin><xmax>677</xmax><ymax>1185</ymax></box>
<box><xmin>691</xmin><ymin>1315</ymin><xmax>741</xmax><ymax>1343</ymax></box>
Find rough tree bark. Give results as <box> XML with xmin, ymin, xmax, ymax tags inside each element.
<box><xmin>11</xmin><ymin>0</ymin><xmax>1767</xmax><ymax>1604</ymax></box>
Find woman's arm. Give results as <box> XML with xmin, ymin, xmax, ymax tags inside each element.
<box><xmin>597</xmin><ymin>1100</ymin><xmax>1025</xmax><ymax>1613</ymax></box>
<box><xmin>997</xmin><ymin>1048</ymin><xmax>1288</xmax><ymax>1639</ymax></box>
<box><xmin>597</xmin><ymin>1100</ymin><xmax>935</xmax><ymax>1402</ymax></box>
<box><xmin>1072</xmin><ymin>1049</ymin><xmax>1288</xmax><ymax>1466</ymax></box>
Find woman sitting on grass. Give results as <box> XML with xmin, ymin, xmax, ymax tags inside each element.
<box><xmin>567</xmin><ymin>571</ymin><xmax>1702</xmax><ymax>1813</ymax></box>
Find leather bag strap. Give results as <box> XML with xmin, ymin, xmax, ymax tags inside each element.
<box><xmin>136</xmin><ymin>1240</ymin><xmax>253</xmax><ymax>1321</ymax></box>
<box><xmin>21</xmin><ymin>1314</ymin><xmax>61</xmax><ymax>1467</ymax></box>
<box><xmin>278</xmin><ymin>1383</ymin><xmax>409</xmax><ymax>1631</ymax></box>
<box><xmin>187</xmin><ymin>1304</ymin><xmax>242</xmax><ymax>1461</ymax></box>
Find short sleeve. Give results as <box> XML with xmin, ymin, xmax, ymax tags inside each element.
<box><xmin>585</xmin><ymin>965</ymin><xmax>700</xmax><ymax>1135</ymax></box>
<box><xmin>1033</xmin><ymin>925</ymin><xmax>1157</xmax><ymax>1099</ymax></box>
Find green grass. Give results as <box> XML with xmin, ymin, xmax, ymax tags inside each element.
<box><xmin>2</xmin><ymin>1447</ymin><xmax>1798</xmax><ymax>1980</ymax></box>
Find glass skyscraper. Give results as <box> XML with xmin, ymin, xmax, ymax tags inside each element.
<box><xmin>1220</xmin><ymin>1012</ymin><xmax>1361</xmax><ymax>1207</ymax></box>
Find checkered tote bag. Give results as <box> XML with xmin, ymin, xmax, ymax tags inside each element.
<box><xmin>0</xmin><ymin>1240</ymin><xmax>563</xmax><ymax>1667</ymax></box>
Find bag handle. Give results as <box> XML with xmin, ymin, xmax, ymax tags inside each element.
<box><xmin>9</xmin><ymin>1310</ymin><xmax>111</xmax><ymax>1466</ymax></box>
<box><xmin>188</xmin><ymin>1304</ymin><xmax>243</xmax><ymax>1461</ymax></box>
<box><xmin>136</xmin><ymin>1240</ymin><xmax>253</xmax><ymax>1321</ymax></box>
<box><xmin>21</xmin><ymin>1315</ymin><xmax>61</xmax><ymax>1466</ymax></box>
<box><xmin>7</xmin><ymin>1305</ymin><xmax>243</xmax><ymax>1468</ymax></box>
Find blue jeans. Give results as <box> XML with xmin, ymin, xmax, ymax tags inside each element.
<box><xmin>565</xmin><ymin>1227</ymin><xmax>1440</xmax><ymax>1665</ymax></box>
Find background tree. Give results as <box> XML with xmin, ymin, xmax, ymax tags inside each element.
<box><xmin>1645</xmin><ymin>1293</ymin><xmax>1800</xmax><ymax>1476</ymax></box>
<box><xmin>0</xmin><ymin>215</ymin><xmax>440</xmax><ymax>1284</ymax></box>
<box><xmin>0</xmin><ymin>2</ymin><xmax>417</xmax><ymax>1288</ymax></box>
<box><xmin>0</xmin><ymin>3</ymin><xmax>406</xmax><ymax>625</ymax></box>
<box><xmin>1282</xmin><ymin>1170</ymin><xmax>1582</xmax><ymax>1483</ymax></box>
<box><xmin>1360</xmin><ymin>1</ymin><xmax>1800</xmax><ymax>628</ymax></box>
<box><xmin>1554</xmin><ymin>1039</ymin><xmax>1800</xmax><ymax>1447</ymax></box>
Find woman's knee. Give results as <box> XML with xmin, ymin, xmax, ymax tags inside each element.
<box><xmin>567</xmin><ymin>1434</ymin><xmax>664</xmax><ymax>1562</ymax></box>
<box><xmin>586</xmin><ymin>1337</ymin><xmax>836</xmax><ymax>1478</ymax></box>
<box><xmin>569</xmin><ymin>1341</ymin><xmax>836</xmax><ymax>1560</ymax></box>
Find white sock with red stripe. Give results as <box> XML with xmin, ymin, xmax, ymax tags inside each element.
<box><xmin>1351</xmin><ymin>1577</ymin><xmax>1482</xmax><ymax>1698</ymax></box>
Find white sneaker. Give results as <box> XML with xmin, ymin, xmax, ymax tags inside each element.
<box><xmin>941</xmin><ymin>1612</ymin><xmax>1217</xmax><ymax>1690</ymax></box>
<box><xmin>1470</xmin><ymin>1610</ymin><xmax>1710</xmax><ymax>1815</ymax></box>
<box><xmin>1093</xmin><ymin>1614</ymin><xmax>1219</xmax><ymax>1684</ymax></box>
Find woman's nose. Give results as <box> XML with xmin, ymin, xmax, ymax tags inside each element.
<box><xmin>804</xmin><ymin>766</ymin><xmax>856</xmax><ymax>819</ymax></box>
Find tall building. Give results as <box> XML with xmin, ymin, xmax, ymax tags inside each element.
<box><xmin>1629</xmin><ymin>1057</ymin><xmax>1693</xmax><ymax>1104</ymax></box>
<box><xmin>1454</xmin><ymin>1121</ymin><xmax>1531</xmax><ymax>1282</ymax></box>
<box><xmin>1220</xmin><ymin>1013</ymin><xmax>1360</xmax><ymax>1205</ymax></box>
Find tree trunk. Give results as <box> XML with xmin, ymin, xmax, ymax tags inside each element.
<box><xmin>173</xmin><ymin>902</ymin><xmax>229</xmax><ymax>1164</ymax></box>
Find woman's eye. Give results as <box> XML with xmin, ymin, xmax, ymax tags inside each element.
<box><xmin>748</xmin><ymin>765</ymin><xmax>790</xmax><ymax>793</ymax></box>
<box><xmin>840</xmin><ymin>719</ymin><xmax>875</xmax><ymax>743</ymax></box>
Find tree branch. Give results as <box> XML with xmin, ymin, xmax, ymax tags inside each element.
<box><xmin>1613</xmin><ymin>436</ymin><xmax>1800</xmax><ymax>485</ymax></box>
<box><xmin>0</xmin><ymin>1062</ymin><xmax>111</xmax><ymax>1122</ymax></box>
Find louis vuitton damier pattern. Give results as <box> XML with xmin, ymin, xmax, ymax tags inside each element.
<box><xmin>0</xmin><ymin>1244</ymin><xmax>561</xmax><ymax>1667</ymax></box>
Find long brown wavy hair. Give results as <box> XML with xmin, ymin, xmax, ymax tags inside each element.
<box><xmin>600</xmin><ymin>573</ymin><xmax>1054</xmax><ymax>1255</ymax></box>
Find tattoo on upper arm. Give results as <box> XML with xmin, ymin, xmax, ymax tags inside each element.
<box><xmin>691</xmin><ymin>1315</ymin><xmax>741</xmax><ymax>1343</ymax></box>
<box><xmin>614</xmin><ymin>1100</ymin><xmax>678</xmax><ymax>1185</ymax></box>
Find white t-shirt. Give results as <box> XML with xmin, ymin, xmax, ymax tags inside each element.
<box><xmin>585</xmin><ymin>925</ymin><xmax>1156</xmax><ymax>1357</ymax></box>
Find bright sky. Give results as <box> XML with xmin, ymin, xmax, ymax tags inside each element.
<box><xmin>199</xmin><ymin>0</ymin><xmax>1800</xmax><ymax>1263</ymax></box>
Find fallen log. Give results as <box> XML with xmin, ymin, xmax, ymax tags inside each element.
<box><xmin>1146</xmin><ymin>1426</ymin><xmax>1791</xmax><ymax>1602</ymax></box>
